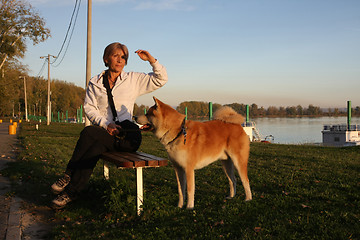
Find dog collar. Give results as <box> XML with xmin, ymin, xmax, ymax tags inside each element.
<box><xmin>167</xmin><ymin>117</ymin><xmax>187</xmax><ymax>145</ymax></box>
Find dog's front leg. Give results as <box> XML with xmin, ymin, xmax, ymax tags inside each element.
<box><xmin>186</xmin><ymin>169</ymin><xmax>195</xmax><ymax>209</ymax></box>
<box><xmin>174</xmin><ymin>166</ymin><xmax>186</xmax><ymax>208</ymax></box>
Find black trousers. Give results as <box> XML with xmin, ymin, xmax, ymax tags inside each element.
<box><xmin>64</xmin><ymin>124</ymin><xmax>141</xmax><ymax>196</ymax></box>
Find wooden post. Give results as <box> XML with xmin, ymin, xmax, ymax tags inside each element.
<box><xmin>85</xmin><ymin>0</ymin><xmax>92</xmax><ymax>127</ymax></box>
<box><xmin>136</xmin><ymin>167</ymin><xmax>144</xmax><ymax>216</ymax></box>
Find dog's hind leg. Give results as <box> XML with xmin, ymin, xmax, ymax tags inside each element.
<box><xmin>174</xmin><ymin>165</ymin><xmax>186</xmax><ymax>208</ymax></box>
<box><xmin>221</xmin><ymin>159</ymin><xmax>237</xmax><ymax>199</ymax></box>
<box><xmin>238</xmin><ymin>164</ymin><xmax>252</xmax><ymax>201</ymax></box>
<box><xmin>231</xmin><ymin>149</ymin><xmax>252</xmax><ymax>201</ymax></box>
<box><xmin>233</xmin><ymin>157</ymin><xmax>252</xmax><ymax>201</ymax></box>
<box><xmin>185</xmin><ymin>168</ymin><xmax>195</xmax><ymax>209</ymax></box>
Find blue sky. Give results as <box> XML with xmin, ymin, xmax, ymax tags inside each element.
<box><xmin>23</xmin><ymin>0</ymin><xmax>360</xmax><ymax>108</ymax></box>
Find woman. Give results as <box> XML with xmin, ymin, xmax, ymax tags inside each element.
<box><xmin>51</xmin><ymin>42</ymin><xmax>168</xmax><ymax>208</ymax></box>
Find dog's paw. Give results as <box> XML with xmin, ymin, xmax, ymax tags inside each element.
<box><xmin>186</xmin><ymin>203</ymin><xmax>194</xmax><ymax>209</ymax></box>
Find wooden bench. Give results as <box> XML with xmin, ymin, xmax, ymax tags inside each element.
<box><xmin>101</xmin><ymin>151</ymin><xmax>168</xmax><ymax>215</ymax></box>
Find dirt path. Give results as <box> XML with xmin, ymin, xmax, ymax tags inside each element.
<box><xmin>0</xmin><ymin>121</ymin><xmax>54</xmax><ymax>239</ymax></box>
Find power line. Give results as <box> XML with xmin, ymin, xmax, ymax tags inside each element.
<box><xmin>0</xmin><ymin>58</ymin><xmax>46</xmax><ymax>87</ymax></box>
<box><xmin>51</xmin><ymin>0</ymin><xmax>80</xmax><ymax>65</ymax></box>
<box><xmin>51</xmin><ymin>0</ymin><xmax>82</xmax><ymax>67</ymax></box>
<box><xmin>35</xmin><ymin>58</ymin><xmax>47</xmax><ymax>78</ymax></box>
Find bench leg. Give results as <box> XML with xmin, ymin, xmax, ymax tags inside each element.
<box><xmin>136</xmin><ymin>167</ymin><xmax>143</xmax><ymax>216</ymax></box>
<box><xmin>104</xmin><ymin>162</ymin><xmax>110</xmax><ymax>180</ymax></box>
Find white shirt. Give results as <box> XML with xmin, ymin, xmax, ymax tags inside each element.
<box><xmin>84</xmin><ymin>60</ymin><xmax>168</xmax><ymax>129</ymax></box>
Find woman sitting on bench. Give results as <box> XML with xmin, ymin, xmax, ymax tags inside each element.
<box><xmin>51</xmin><ymin>42</ymin><xmax>168</xmax><ymax>209</ymax></box>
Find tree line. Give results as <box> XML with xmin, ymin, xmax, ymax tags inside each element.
<box><xmin>0</xmin><ymin>63</ymin><xmax>85</xmax><ymax>118</ymax></box>
<box><xmin>176</xmin><ymin>101</ymin><xmax>360</xmax><ymax>120</ymax></box>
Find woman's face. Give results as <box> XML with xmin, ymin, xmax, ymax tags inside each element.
<box><xmin>106</xmin><ymin>48</ymin><xmax>126</xmax><ymax>73</ymax></box>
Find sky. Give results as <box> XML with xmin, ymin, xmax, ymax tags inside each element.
<box><xmin>22</xmin><ymin>0</ymin><xmax>360</xmax><ymax>108</ymax></box>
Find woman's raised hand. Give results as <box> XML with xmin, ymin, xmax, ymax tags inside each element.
<box><xmin>135</xmin><ymin>50</ymin><xmax>156</xmax><ymax>64</ymax></box>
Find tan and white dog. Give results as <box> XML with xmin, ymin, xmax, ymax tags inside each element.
<box><xmin>136</xmin><ymin>97</ymin><xmax>252</xmax><ymax>209</ymax></box>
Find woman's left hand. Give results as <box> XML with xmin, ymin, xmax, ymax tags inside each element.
<box><xmin>135</xmin><ymin>50</ymin><xmax>156</xmax><ymax>64</ymax></box>
<box><xmin>107</xmin><ymin>123</ymin><xmax>120</xmax><ymax>136</ymax></box>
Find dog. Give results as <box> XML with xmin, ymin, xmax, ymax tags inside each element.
<box><xmin>136</xmin><ymin>97</ymin><xmax>252</xmax><ymax>209</ymax></box>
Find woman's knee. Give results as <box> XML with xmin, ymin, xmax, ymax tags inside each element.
<box><xmin>80</xmin><ymin>125</ymin><xmax>105</xmax><ymax>138</ymax></box>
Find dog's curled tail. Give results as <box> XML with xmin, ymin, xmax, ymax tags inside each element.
<box><xmin>213</xmin><ymin>106</ymin><xmax>245</xmax><ymax>125</ymax></box>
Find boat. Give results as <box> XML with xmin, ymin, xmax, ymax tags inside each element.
<box><xmin>241</xmin><ymin>105</ymin><xmax>274</xmax><ymax>143</ymax></box>
<box><xmin>322</xmin><ymin>101</ymin><xmax>360</xmax><ymax>147</ymax></box>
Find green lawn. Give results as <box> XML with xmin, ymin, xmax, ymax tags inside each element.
<box><xmin>2</xmin><ymin>122</ymin><xmax>359</xmax><ymax>239</ymax></box>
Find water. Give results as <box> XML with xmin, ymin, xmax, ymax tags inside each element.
<box><xmin>253</xmin><ymin>117</ymin><xmax>360</xmax><ymax>144</ymax></box>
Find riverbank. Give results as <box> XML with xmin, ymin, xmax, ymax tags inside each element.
<box><xmin>1</xmin><ymin>122</ymin><xmax>359</xmax><ymax>239</ymax></box>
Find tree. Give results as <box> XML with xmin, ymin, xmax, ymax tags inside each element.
<box><xmin>250</xmin><ymin>103</ymin><xmax>259</xmax><ymax>117</ymax></box>
<box><xmin>0</xmin><ymin>63</ymin><xmax>24</xmax><ymax>116</ymax></box>
<box><xmin>177</xmin><ymin>101</ymin><xmax>209</xmax><ymax>119</ymax></box>
<box><xmin>225</xmin><ymin>103</ymin><xmax>247</xmax><ymax>115</ymax></box>
<box><xmin>296</xmin><ymin>105</ymin><xmax>303</xmax><ymax>115</ymax></box>
<box><xmin>306</xmin><ymin>104</ymin><xmax>321</xmax><ymax>116</ymax></box>
<box><xmin>134</xmin><ymin>104</ymin><xmax>147</xmax><ymax>116</ymax></box>
<box><xmin>278</xmin><ymin>107</ymin><xmax>287</xmax><ymax>117</ymax></box>
<box><xmin>267</xmin><ymin>106</ymin><xmax>278</xmax><ymax>116</ymax></box>
<box><xmin>286</xmin><ymin>106</ymin><xmax>297</xmax><ymax>116</ymax></box>
<box><xmin>354</xmin><ymin>106</ymin><xmax>360</xmax><ymax>116</ymax></box>
<box><xmin>0</xmin><ymin>0</ymin><xmax>50</xmax><ymax>69</ymax></box>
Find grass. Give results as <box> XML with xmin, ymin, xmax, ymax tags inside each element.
<box><xmin>2</xmin><ymin>122</ymin><xmax>360</xmax><ymax>239</ymax></box>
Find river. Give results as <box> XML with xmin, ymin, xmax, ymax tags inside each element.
<box><xmin>252</xmin><ymin>116</ymin><xmax>360</xmax><ymax>144</ymax></box>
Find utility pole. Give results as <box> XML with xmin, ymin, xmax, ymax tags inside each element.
<box><xmin>84</xmin><ymin>0</ymin><xmax>92</xmax><ymax>126</ymax></box>
<box><xmin>40</xmin><ymin>54</ymin><xmax>56</xmax><ymax>125</ymax></box>
<box><xmin>19</xmin><ymin>76</ymin><xmax>28</xmax><ymax>121</ymax></box>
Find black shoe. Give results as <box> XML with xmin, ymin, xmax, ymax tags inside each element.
<box><xmin>51</xmin><ymin>174</ymin><xmax>71</xmax><ymax>194</ymax></box>
<box><xmin>52</xmin><ymin>192</ymin><xmax>73</xmax><ymax>209</ymax></box>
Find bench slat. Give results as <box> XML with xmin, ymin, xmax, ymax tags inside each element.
<box><xmin>103</xmin><ymin>152</ymin><xmax>146</xmax><ymax>167</ymax></box>
<box><xmin>102</xmin><ymin>152</ymin><xmax>134</xmax><ymax>168</ymax></box>
<box><xmin>117</xmin><ymin>152</ymin><xmax>146</xmax><ymax>167</ymax></box>
<box><xmin>135</xmin><ymin>152</ymin><xmax>167</xmax><ymax>161</ymax></box>
<box><xmin>124</xmin><ymin>152</ymin><xmax>159</xmax><ymax>167</ymax></box>
<box><xmin>136</xmin><ymin>152</ymin><xmax>168</xmax><ymax>167</ymax></box>
<box><xmin>101</xmin><ymin>151</ymin><xmax>168</xmax><ymax>168</ymax></box>
<box><xmin>157</xmin><ymin>159</ymin><xmax>168</xmax><ymax>167</ymax></box>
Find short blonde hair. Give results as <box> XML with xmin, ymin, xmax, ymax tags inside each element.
<box><xmin>103</xmin><ymin>42</ymin><xmax>129</xmax><ymax>67</ymax></box>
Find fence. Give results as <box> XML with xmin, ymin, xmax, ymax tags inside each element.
<box><xmin>25</xmin><ymin>105</ymin><xmax>84</xmax><ymax>124</ymax></box>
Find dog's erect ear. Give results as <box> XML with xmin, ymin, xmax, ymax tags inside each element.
<box><xmin>153</xmin><ymin>96</ymin><xmax>158</xmax><ymax>108</ymax></box>
<box><xmin>152</xmin><ymin>96</ymin><xmax>162</xmax><ymax>107</ymax></box>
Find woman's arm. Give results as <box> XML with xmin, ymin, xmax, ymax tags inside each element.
<box><xmin>133</xmin><ymin>50</ymin><xmax>168</xmax><ymax>95</ymax></box>
<box><xmin>83</xmin><ymin>82</ymin><xmax>111</xmax><ymax>129</ymax></box>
